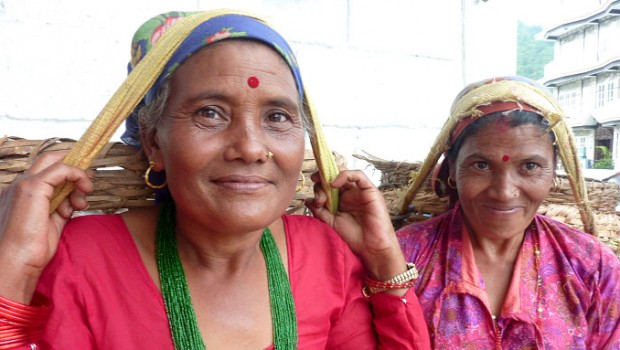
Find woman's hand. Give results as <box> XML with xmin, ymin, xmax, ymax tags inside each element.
<box><xmin>305</xmin><ymin>169</ymin><xmax>408</xmax><ymax>282</ymax></box>
<box><xmin>0</xmin><ymin>151</ymin><xmax>92</xmax><ymax>304</ymax></box>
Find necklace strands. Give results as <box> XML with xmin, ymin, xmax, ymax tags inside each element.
<box><xmin>156</xmin><ymin>201</ymin><xmax>298</xmax><ymax>349</ymax></box>
<box><xmin>492</xmin><ymin>223</ymin><xmax>543</xmax><ymax>348</ymax></box>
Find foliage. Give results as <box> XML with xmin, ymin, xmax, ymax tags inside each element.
<box><xmin>517</xmin><ymin>21</ymin><xmax>554</xmax><ymax>80</ymax></box>
<box><xmin>594</xmin><ymin>145</ymin><xmax>614</xmax><ymax>169</ymax></box>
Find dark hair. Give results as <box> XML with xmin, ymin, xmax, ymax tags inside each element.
<box><xmin>447</xmin><ymin>110</ymin><xmax>558</xmax><ymax>167</ymax></box>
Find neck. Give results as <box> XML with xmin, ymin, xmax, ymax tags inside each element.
<box><xmin>174</xmin><ymin>216</ymin><xmax>276</xmax><ymax>273</ymax></box>
<box><xmin>466</xmin><ymin>224</ymin><xmax>525</xmax><ymax>264</ymax></box>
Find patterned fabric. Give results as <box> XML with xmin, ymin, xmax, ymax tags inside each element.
<box><xmin>121</xmin><ymin>11</ymin><xmax>304</xmax><ymax>148</ymax></box>
<box><xmin>398</xmin><ymin>203</ymin><xmax>620</xmax><ymax>349</ymax></box>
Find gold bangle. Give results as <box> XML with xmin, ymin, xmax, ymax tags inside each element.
<box><xmin>386</xmin><ymin>262</ymin><xmax>418</xmax><ymax>284</ymax></box>
<box><xmin>362</xmin><ymin>263</ymin><xmax>418</xmax><ymax>297</ymax></box>
<box><xmin>362</xmin><ymin>286</ymin><xmax>387</xmax><ymax>298</ymax></box>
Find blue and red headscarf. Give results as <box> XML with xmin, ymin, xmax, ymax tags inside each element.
<box><xmin>121</xmin><ymin>11</ymin><xmax>305</xmax><ymax>148</ymax></box>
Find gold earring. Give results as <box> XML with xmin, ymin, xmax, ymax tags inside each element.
<box><xmin>295</xmin><ymin>172</ymin><xmax>306</xmax><ymax>192</ymax></box>
<box><xmin>144</xmin><ymin>161</ymin><xmax>167</xmax><ymax>189</ymax></box>
<box><xmin>447</xmin><ymin>176</ymin><xmax>457</xmax><ymax>189</ymax></box>
<box><xmin>266</xmin><ymin>151</ymin><xmax>274</xmax><ymax>159</ymax></box>
<box><xmin>551</xmin><ymin>176</ymin><xmax>560</xmax><ymax>190</ymax></box>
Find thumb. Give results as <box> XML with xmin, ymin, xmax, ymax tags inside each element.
<box><xmin>305</xmin><ymin>198</ymin><xmax>335</xmax><ymax>227</ymax></box>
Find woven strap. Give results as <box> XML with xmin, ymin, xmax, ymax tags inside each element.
<box><xmin>50</xmin><ymin>10</ymin><xmax>340</xmax><ymax>214</ymax></box>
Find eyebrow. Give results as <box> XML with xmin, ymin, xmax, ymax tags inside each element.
<box><xmin>187</xmin><ymin>92</ymin><xmax>299</xmax><ymax>110</ymax></box>
<box><xmin>464</xmin><ymin>153</ymin><xmax>550</xmax><ymax>163</ymax></box>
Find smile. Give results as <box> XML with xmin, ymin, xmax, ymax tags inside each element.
<box><xmin>483</xmin><ymin>205</ymin><xmax>521</xmax><ymax>214</ymax></box>
<box><xmin>212</xmin><ymin>175</ymin><xmax>271</xmax><ymax>191</ymax></box>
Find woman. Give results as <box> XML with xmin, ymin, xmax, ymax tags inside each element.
<box><xmin>397</xmin><ymin>76</ymin><xmax>620</xmax><ymax>348</ymax></box>
<box><xmin>0</xmin><ymin>10</ymin><xmax>429</xmax><ymax>349</ymax></box>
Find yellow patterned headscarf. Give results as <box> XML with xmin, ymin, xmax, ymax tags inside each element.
<box><xmin>399</xmin><ymin>76</ymin><xmax>596</xmax><ymax>234</ymax></box>
<box><xmin>50</xmin><ymin>9</ymin><xmax>340</xmax><ymax>214</ymax></box>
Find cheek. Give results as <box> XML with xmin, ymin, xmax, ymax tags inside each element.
<box><xmin>454</xmin><ymin>176</ymin><xmax>485</xmax><ymax>202</ymax></box>
<box><xmin>524</xmin><ymin>178</ymin><xmax>552</xmax><ymax>203</ymax></box>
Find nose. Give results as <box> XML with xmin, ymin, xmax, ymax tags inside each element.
<box><xmin>223</xmin><ymin>117</ymin><xmax>270</xmax><ymax>163</ymax></box>
<box><xmin>488</xmin><ymin>170</ymin><xmax>519</xmax><ymax>200</ymax></box>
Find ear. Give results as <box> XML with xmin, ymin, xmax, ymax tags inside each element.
<box><xmin>141</xmin><ymin>126</ymin><xmax>164</xmax><ymax>172</ymax></box>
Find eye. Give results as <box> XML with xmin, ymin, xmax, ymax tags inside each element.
<box><xmin>524</xmin><ymin>162</ymin><xmax>539</xmax><ymax>171</ymax></box>
<box><xmin>197</xmin><ymin>106</ymin><xmax>221</xmax><ymax>119</ymax></box>
<box><xmin>473</xmin><ymin>161</ymin><xmax>489</xmax><ymax>170</ymax></box>
<box><xmin>267</xmin><ymin>112</ymin><xmax>291</xmax><ymax>123</ymax></box>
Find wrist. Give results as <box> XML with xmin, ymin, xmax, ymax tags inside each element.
<box><xmin>363</xmin><ymin>244</ymin><xmax>408</xmax><ymax>281</ymax></box>
<box><xmin>362</xmin><ymin>262</ymin><xmax>418</xmax><ymax>298</ymax></box>
<box><xmin>0</xmin><ymin>292</ymin><xmax>52</xmax><ymax>348</ymax></box>
<box><xmin>0</xmin><ymin>248</ymin><xmax>43</xmax><ymax>304</ymax></box>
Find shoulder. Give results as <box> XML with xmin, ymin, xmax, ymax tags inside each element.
<box><xmin>53</xmin><ymin>213</ymin><xmax>139</xmax><ymax>272</ymax></box>
<box><xmin>537</xmin><ymin>214</ymin><xmax>620</xmax><ymax>280</ymax></box>
<box><xmin>282</xmin><ymin>214</ymin><xmax>346</xmax><ymax>248</ymax></box>
<box><xmin>282</xmin><ymin>214</ymin><xmax>362</xmax><ymax>275</ymax></box>
<box><xmin>62</xmin><ymin>213</ymin><xmax>131</xmax><ymax>246</ymax></box>
<box><xmin>396</xmin><ymin>209</ymin><xmax>458</xmax><ymax>261</ymax></box>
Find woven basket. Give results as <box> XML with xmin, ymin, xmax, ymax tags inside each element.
<box><xmin>355</xmin><ymin>152</ymin><xmax>620</xmax><ymax>258</ymax></box>
<box><xmin>0</xmin><ymin>137</ymin><xmax>344</xmax><ymax>215</ymax></box>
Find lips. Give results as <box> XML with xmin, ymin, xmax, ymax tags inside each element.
<box><xmin>482</xmin><ymin>204</ymin><xmax>522</xmax><ymax>214</ymax></box>
<box><xmin>211</xmin><ymin>175</ymin><xmax>271</xmax><ymax>191</ymax></box>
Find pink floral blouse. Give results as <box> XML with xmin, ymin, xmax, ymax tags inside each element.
<box><xmin>398</xmin><ymin>203</ymin><xmax>620</xmax><ymax>349</ymax></box>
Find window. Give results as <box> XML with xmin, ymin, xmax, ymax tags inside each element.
<box><xmin>577</xmin><ymin>136</ymin><xmax>587</xmax><ymax>158</ymax></box>
<box><xmin>608</xmin><ymin>82</ymin><xmax>616</xmax><ymax>102</ymax></box>
<box><xmin>597</xmin><ymin>84</ymin><xmax>606</xmax><ymax>107</ymax></box>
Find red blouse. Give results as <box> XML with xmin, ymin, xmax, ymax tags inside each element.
<box><xmin>25</xmin><ymin>214</ymin><xmax>429</xmax><ymax>349</ymax></box>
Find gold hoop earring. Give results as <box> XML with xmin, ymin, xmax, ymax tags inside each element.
<box><xmin>266</xmin><ymin>151</ymin><xmax>274</xmax><ymax>159</ymax></box>
<box><xmin>295</xmin><ymin>172</ymin><xmax>306</xmax><ymax>192</ymax></box>
<box><xmin>551</xmin><ymin>176</ymin><xmax>561</xmax><ymax>190</ymax></box>
<box><xmin>144</xmin><ymin>161</ymin><xmax>167</xmax><ymax>189</ymax></box>
<box><xmin>447</xmin><ymin>176</ymin><xmax>457</xmax><ymax>189</ymax></box>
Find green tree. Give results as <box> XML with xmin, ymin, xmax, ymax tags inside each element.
<box><xmin>594</xmin><ymin>145</ymin><xmax>614</xmax><ymax>169</ymax></box>
<box><xmin>517</xmin><ymin>21</ymin><xmax>554</xmax><ymax>80</ymax></box>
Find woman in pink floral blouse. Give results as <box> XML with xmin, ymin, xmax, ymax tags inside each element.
<box><xmin>396</xmin><ymin>76</ymin><xmax>620</xmax><ymax>349</ymax></box>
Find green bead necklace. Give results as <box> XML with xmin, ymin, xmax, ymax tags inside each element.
<box><xmin>156</xmin><ymin>201</ymin><xmax>298</xmax><ymax>349</ymax></box>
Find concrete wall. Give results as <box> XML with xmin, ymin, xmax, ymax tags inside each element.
<box><xmin>0</xmin><ymin>0</ymin><xmax>519</xmax><ymax>177</ymax></box>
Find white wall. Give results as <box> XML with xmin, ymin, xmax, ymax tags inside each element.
<box><xmin>0</xmin><ymin>0</ymin><xmax>523</xmax><ymax>179</ymax></box>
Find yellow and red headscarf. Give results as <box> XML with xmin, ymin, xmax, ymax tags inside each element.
<box><xmin>399</xmin><ymin>76</ymin><xmax>596</xmax><ymax>234</ymax></box>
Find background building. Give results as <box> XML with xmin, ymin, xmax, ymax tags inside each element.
<box><xmin>542</xmin><ymin>0</ymin><xmax>620</xmax><ymax>172</ymax></box>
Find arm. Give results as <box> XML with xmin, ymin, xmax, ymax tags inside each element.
<box><xmin>306</xmin><ymin>169</ymin><xmax>430</xmax><ymax>349</ymax></box>
<box><xmin>0</xmin><ymin>151</ymin><xmax>92</xmax><ymax>348</ymax></box>
<box><xmin>369</xmin><ymin>289</ymin><xmax>430</xmax><ymax>349</ymax></box>
<box><xmin>324</xmin><ymin>241</ymin><xmax>429</xmax><ymax>350</ymax></box>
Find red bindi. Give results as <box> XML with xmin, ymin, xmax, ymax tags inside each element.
<box><xmin>502</xmin><ymin>155</ymin><xmax>510</xmax><ymax>162</ymax></box>
<box><xmin>247</xmin><ymin>76</ymin><xmax>259</xmax><ymax>88</ymax></box>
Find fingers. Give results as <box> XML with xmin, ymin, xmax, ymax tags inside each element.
<box><xmin>305</xmin><ymin>198</ymin><xmax>332</xmax><ymax>224</ymax></box>
<box><xmin>6</xmin><ymin>155</ymin><xmax>93</xmax><ymax>220</ymax></box>
<box><xmin>25</xmin><ymin>151</ymin><xmax>68</xmax><ymax>175</ymax></box>
<box><xmin>53</xmin><ymin>196</ymin><xmax>77</xmax><ymax>221</ymax></box>
<box><xmin>330</xmin><ymin>170</ymin><xmax>375</xmax><ymax>190</ymax></box>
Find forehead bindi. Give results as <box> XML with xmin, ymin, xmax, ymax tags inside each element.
<box><xmin>247</xmin><ymin>76</ymin><xmax>259</xmax><ymax>88</ymax></box>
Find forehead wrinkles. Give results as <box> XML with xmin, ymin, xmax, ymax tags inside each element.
<box><xmin>462</xmin><ymin>125</ymin><xmax>553</xmax><ymax>157</ymax></box>
<box><xmin>172</xmin><ymin>42</ymin><xmax>297</xmax><ymax>100</ymax></box>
